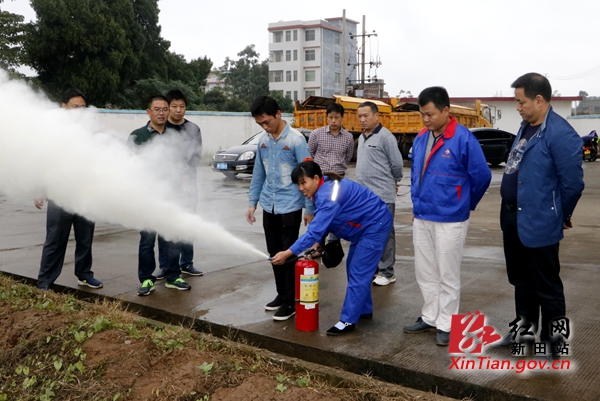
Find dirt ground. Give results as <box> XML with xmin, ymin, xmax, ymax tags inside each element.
<box><xmin>0</xmin><ymin>278</ymin><xmax>453</xmax><ymax>401</ymax></box>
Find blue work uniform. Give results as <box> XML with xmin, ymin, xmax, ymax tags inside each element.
<box><xmin>290</xmin><ymin>177</ymin><xmax>393</xmax><ymax>324</ymax></box>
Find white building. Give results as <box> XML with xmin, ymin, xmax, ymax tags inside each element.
<box><xmin>204</xmin><ymin>70</ymin><xmax>225</xmax><ymax>92</ymax></box>
<box><xmin>268</xmin><ymin>18</ymin><xmax>358</xmax><ymax>102</ymax></box>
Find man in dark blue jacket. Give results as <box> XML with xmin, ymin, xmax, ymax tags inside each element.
<box><xmin>498</xmin><ymin>73</ymin><xmax>584</xmax><ymax>357</ymax></box>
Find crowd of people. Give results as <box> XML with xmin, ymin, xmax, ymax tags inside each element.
<box><xmin>35</xmin><ymin>72</ymin><xmax>584</xmax><ymax>355</ymax></box>
<box><xmin>35</xmin><ymin>89</ymin><xmax>203</xmax><ymax>295</ymax></box>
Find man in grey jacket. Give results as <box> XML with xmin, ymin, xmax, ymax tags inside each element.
<box><xmin>355</xmin><ymin>101</ymin><xmax>404</xmax><ymax>286</ymax></box>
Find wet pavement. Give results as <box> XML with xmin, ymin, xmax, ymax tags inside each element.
<box><xmin>1</xmin><ymin>162</ymin><xmax>600</xmax><ymax>401</ymax></box>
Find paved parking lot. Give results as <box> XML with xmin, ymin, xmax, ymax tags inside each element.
<box><xmin>1</xmin><ymin>162</ymin><xmax>600</xmax><ymax>400</ymax></box>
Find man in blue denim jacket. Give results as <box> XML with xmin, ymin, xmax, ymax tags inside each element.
<box><xmin>498</xmin><ymin>73</ymin><xmax>584</xmax><ymax>356</ymax></box>
<box><xmin>246</xmin><ymin>96</ymin><xmax>314</xmax><ymax>322</ymax></box>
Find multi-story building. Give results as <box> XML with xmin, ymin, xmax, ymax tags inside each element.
<box><xmin>204</xmin><ymin>69</ymin><xmax>226</xmax><ymax>92</ymax></box>
<box><xmin>268</xmin><ymin>17</ymin><xmax>358</xmax><ymax>103</ymax></box>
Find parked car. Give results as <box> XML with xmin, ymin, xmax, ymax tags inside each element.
<box><xmin>470</xmin><ymin>127</ymin><xmax>516</xmax><ymax>166</ymax></box>
<box><xmin>407</xmin><ymin>128</ymin><xmax>516</xmax><ymax>167</ymax></box>
<box><xmin>212</xmin><ymin>129</ymin><xmax>311</xmax><ymax>178</ymax></box>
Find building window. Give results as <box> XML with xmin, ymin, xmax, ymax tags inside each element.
<box><xmin>334</xmin><ymin>52</ymin><xmax>340</xmax><ymax>64</ymax></box>
<box><xmin>305</xmin><ymin>49</ymin><xmax>315</xmax><ymax>61</ymax></box>
<box><xmin>305</xmin><ymin>90</ymin><xmax>316</xmax><ymax>98</ymax></box>
<box><xmin>286</xmin><ymin>50</ymin><xmax>291</xmax><ymax>61</ymax></box>
<box><xmin>334</xmin><ymin>32</ymin><xmax>341</xmax><ymax>45</ymax></box>
<box><xmin>335</xmin><ymin>72</ymin><xmax>341</xmax><ymax>84</ymax></box>
<box><xmin>271</xmin><ymin>51</ymin><xmax>283</xmax><ymax>62</ymax></box>
<box><xmin>285</xmin><ymin>30</ymin><xmax>291</xmax><ymax>42</ymax></box>
<box><xmin>305</xmin><ymin>70</ymin><xmax>315</xmax><ymax>82</ymax></box>
<box><xmin>293</xmin><ymin>70</ymin><xmax>298</xmax><ymax>81</ymax></box>
<box><xmin>293</xmin><ymin>30</ymin><xmax>298</xmax><ymax>41</ymax></box>
<box><xmin>294</xmin><ymin>91</ymin><xmax>298</xmax><ymax>101</ymax></box>
<box><xmin>293</xmin><ymin>50</ymin><xmax>298</xmax><ymax>61</ymax></box>
<box><xmin>273</xmin><ymin>31</ymin><xmax>283</xmax><ymax>43</ymax></box>
<box><xmin>269</xmin><ymin>70</ymin><xmax>283</xmax><ymax>82</ymax></box>
<box><xmin>305</xmin><ymin>29</ymin><xmax>315</xmax><ymax>41</ymax></box>
<box><xmin>285</xmin><ymin>91</ymin><xmax>292</xmax><ymax>99</ymax></box>
<box><xmin>286</xmin><ymin>71</ymin><xmax>291</xmax><ymax>82</ymax></box>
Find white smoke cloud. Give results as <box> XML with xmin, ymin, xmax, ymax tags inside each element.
<box><xmin>0</xmin><ymin>71</ymin><xmax>268</xmax><ymax>260</ymax></box>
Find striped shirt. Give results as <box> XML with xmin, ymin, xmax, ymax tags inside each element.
<box><xmin>308</xmin><ymin>126</ymin><xmax>354</xmax><ymax>175</ymax></box>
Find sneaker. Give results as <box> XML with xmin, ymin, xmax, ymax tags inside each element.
<box><xmin>436</xmin><ymin>329</ymin><xmax>450</xmax><ymax>346</ymax></box>
<box><xmin>273</xmin><ymin>303</ymin><xmax>295</xmax><ymax>321</ymax></box>
<box><xmin>265</xmin><ymin>295</ymin><xmax>284</xmax><ymax>311</ymax></box>
<box><xmin>373</xmin><ymin>275</ymin><xmax>396</xmax><ymax>286</ymax></box>
<box><xmin>181</xmin><ymin>265</ymin><xmax>204</xmax><ymax>276</ymax></box>
<box><xmin>77</xmin><ymin>277</ymin><xmax>103</xmax><ymax>289</ymax></box>
<box><xmin>137</xmin><ymin>279</ymin><xmax>155</xmax><ymax>296</ymax></box>
<box><xmin>165</xmin><ymin>278</ymin><xmax>191</xmax><ymax>291</ymax></box>
<box><xmin>155</xmin><ymin>268</ymin><xmax>167</xmax><ymax>280</ymax></box>
<box><xmin>327</xmin><ymin>321</ymin><xmax>356</xmax><ymax>336</ymax></box>
<box><xmin>403</xmin><ymin>317</ymin><xmax>436</xmax><ymax>333</ymax></box>
<box><xmin>359</xmin><ymin>313</ymin><xmax>373</xmax><ymax>320</ymax></box>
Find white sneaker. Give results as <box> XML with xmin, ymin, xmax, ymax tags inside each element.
<box><xmin>373</xmin><ymin>275</ymin><xmax>396</xmax><ymax>286</ymax></box>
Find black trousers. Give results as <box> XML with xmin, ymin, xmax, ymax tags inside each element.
<box><xmin>263</xmin><ymin>209</ymin><xmax>303</xmax><ymax>305</ymax></box>
<box><xmin>37</xmin><ymin>201</ymin><xmax>95</xmax><ymax>289</ymax></box>
<box><xmin>501</xmin><ymin>201</ymin><xmax>565</xmax><ymax>342</ymax></box>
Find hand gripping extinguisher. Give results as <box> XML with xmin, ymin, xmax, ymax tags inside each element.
<box><xmin>295</xmin><ymin>251</ymin><xmax>319</xmax><ymax>332</ymax></box>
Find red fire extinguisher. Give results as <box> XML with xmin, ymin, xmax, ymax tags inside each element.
<box><xmin>295</xmin><ymin>258</ymin><xmax>319</xmax><ymax>332</ymax></box>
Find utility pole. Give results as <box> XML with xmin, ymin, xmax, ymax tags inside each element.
<box><xmin>348</xmin><ymin>15</ymin><xmax>378</xmax><ymax>96</ymax></box>
<box><xmin>341</xmin><ymin>9</ymin><xmax>346</xmax><ymax>95</ymax></box>
<box><xmin>361</xmin><ymin>15</ymin><xmax>366</xmax><ymax>93</ymax></box>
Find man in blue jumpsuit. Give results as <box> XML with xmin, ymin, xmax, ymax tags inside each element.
<box><xmin>270</xmin><ymin>161</ymin><xmax>392</xmax><ymax>335</ymax></box>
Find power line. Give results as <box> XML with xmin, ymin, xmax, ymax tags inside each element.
<box><xmin>550</xmin><ymin>63</ymin><xmax>600</xmax><ymax>80</ymax></box>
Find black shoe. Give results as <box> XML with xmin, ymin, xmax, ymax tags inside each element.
<box><xmin>155</xmin><ymin>268</ymin><xmax>167</xmax><ymax>280</ymax></box>
<box><xmin>359</xmin><ymin>313</ymin><xmax>373</xmax><ymax>320</ymax></box>
<box><xmin>435</xmin><ymin>329</ymin><xmax>450</xmax><ymax>346</ymax></box>
<box><xmin>181</xmin><ymin>265</ymin><xmax>203</xmax><ymax>276</ymax></box>
<box><xmin>273</xmin><ymin>303</ymin><xmax>295</xmax><ymax>321</ymax></box>
<box><xmin>265</xmin><ymin>295</ymin><xmax>284</xmax><ymax>311</ymax></box>
<box><xmin>403</xmin><ymin>317</ymin><xmax>436</xmax><ymax>333</ymax></box>
<box><xmin>327</xmin><ymin>321</ymin><xmax>356</xmax><ymax>336</ymax></box>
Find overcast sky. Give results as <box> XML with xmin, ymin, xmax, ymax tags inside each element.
<box><xmin>4</xmin><ymin>0</ymin><xmax>600</xmax><ymax>98</ymax></box>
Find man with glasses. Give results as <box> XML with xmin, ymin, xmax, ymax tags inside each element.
<box><xmin>128</xmin><ymin>95</ymin><xmax>191</xmax><ymax>296</ymax></box>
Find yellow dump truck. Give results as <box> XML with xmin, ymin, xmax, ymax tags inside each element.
<box><xmin>293</xmin><ymin>95</ymin><xmax>494</xmax><ymax>158</ymax></box>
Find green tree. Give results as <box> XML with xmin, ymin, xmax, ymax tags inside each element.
<box><xmin>189</xmin><ymin>56</ymin><xmax>213</xmax><ymax>89</ymax></box>
<box><xmin>219</xmin><ymin>45</ymin><xmax>269</xmax><ymax>111</ymax></box>
<box><xmin>202</xmin><ymin>87</ymin><xmax>227</xmax><ymax>111</ymax></box>
<box><xmin>118</xmin><ymin>78</ymin><xmax>201</xmax><ymax>110</ymax></box>
<box><xmin>269</xmin><ymin>90</ymin><xmax>294</xmax><ymax>113</ymax></box>
<box><xmin>26</xmin><ymin>0</ymin><xmax>145</xmax><ymax>106</ymax></box>
<box><xmin>132</xmin><ymin>0</ymin><xmax>170</xmax><ymax>79</ymax></box>
<box><xmin>0</xmin><ymin>5</ymin><xmax>26</xmax><ymax>74</ymax></box>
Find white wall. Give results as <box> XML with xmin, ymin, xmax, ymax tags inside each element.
<box><xmin>485</xmin><ymin>99</ymin><xmax>596</xmax><ymax>136</ymax></box>
<box><xmin>567</xmin><ymin>115</ymin><xmax>600</xmax><ymax>136</ymax></box>
<box><xmin>93</xmin><ymin>110</ymin><xmax>293</xmax><ymax>163</ymax></box>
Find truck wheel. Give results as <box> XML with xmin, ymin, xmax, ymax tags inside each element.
<box><xmin>400</xmin><ymin>142</ymin><xmax>412</xmax><ymax>160</ymax></box>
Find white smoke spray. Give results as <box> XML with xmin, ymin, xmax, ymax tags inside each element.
<box><xmin>0</xmin><ymin>71</ymin><xmax>269</xmax><ymax>260</ymax></box>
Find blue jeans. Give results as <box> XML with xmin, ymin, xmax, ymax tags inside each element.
<box><xmin>158</xmin><ymin>238</ymin><xmax>194</xmax><ymax>269</ymax></box>
<box><xmin>138</xmin><ymin>231</ymin><xmax>180</xmax><ymax>283</ymax></box>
